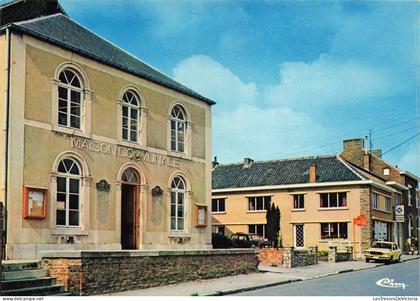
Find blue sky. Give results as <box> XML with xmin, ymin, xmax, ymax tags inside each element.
<box><xmin>60</xmin><ymin>0</ymin><xmax>419</xmax><ymax>175</ymax></box>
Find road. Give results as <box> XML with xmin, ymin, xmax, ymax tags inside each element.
<box><xmin>235</xmin><ymin>259</ymin><xmax>420</xmax><ymax>296</ymax></box>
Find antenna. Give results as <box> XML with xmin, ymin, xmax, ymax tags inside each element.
<box><xmin>369</xmin><ymin>129</ymin><xmax>372</xmax><ymax>152</ymax></box>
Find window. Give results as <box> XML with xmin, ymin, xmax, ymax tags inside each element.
<box><xmin>56</xmin><ymin>158</ymin><xmax>81</xmax><ymax>227</ymax></box>
<box><xmin>320</xmin><ymin>192</ymin><xmax>347</xmax><ymax>208</ymax></box>
<box><xmin>121</xmin><ymin>90</ymin><xmax>140</xmax><ymax>142</ymax></box>
<box><xmin>57</xmin><ymin>69</ymin><xmax>83</xmax><ymax>129</ymax></box>
<box><xmin>385</xmin><ymin>197</ymin><xmax>391</xmax><ymax>212</ymax></box>
<box><xmin>248</xmin><ymin>224</ymin><xmax>266</xmax><ymax>238</ymax></box>
<box><xmin>408</xmin><ymin>185</ymin><xmax>412</xmax><ymax>206</ymax></box>
<box><xmin>416</xmin><ymin>190</ymin><xmax>419</xmax><ymax>208</ymax></box>
<box><xmin>383</xmin><ymin>168</ymin><xmax>390</xmax><ymax>176</ymax></box>
<box><xmin>320</xmin><ymin>222</ymin><xmax>348</xmax><ymax>239</ymax></box>
<box><xmin>212</xmin><ymin>198</ymin><xmax>226</xmax><ymax>212</ymax></box>
<box><xmin>170</xmin><ymin>105</ymin><xmax>186</xmax><ymax>152</ymax></box>
<box><xmin>248</xmin><ymin>196</ymin><xmax>271</xmax><ymax>211</ymax></box>
<box><xmin>212</xmin><ymin>225</ymin><xmax>225</xmax><ymax>235</ymax></box>
<box><xmin>394</xmin><ymin>194</ymin><xmax>401</xmax><ymax>206</ymax></box>
<box><xmin>372</xmin><ymin>193</ymin><xmax>378</xmax><ymax>209</ymax></box>
<box><xmin>293</xmin><ymin>194</ymin><xmax>304</xmax><ymax>209</ymax></box>
<box><xmin>170</xmin><ymin>176</ymin><xmax>186</xmax><ymax>231</ymax></box>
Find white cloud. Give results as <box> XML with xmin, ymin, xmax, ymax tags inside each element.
<box><xmin>266</xmin><ymin>55</ymin><xmax>393</xmax><ymax>110</ymax></box>
<box><xmin>173</xmin><ymin>55</ymin><xmax>327</xmax><ymax>162</ymax></box>
<box><xmin>173</xmin><ymin>55</ymin><xmax>259</xmax><ymax>111</ymax></box>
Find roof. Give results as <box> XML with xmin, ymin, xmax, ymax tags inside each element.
<box><xmin>1</xmin><ymin>13</ymin><xmax>215</xmax><ymax>105</ymax></box>
<box><xmin>212</xmin><ymin>155</ymin><xmax>366</xmax><ymax>190</ymax></box>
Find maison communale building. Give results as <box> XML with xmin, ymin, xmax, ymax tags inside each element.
<box><xmin>0</xmin><ymin>0</ymin><xmax>215</xmax><ymax>259</ymax></box>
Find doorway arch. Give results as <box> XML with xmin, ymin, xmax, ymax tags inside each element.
<box><xmin>120</xmin><ymin>167</ymin><xmax>140</xmax><ymax>250</ymax></box>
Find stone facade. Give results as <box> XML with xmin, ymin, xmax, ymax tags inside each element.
<box><xmin>258</xmin><ymin>248</ymin><xmax>284</xmax><ymax>266</ymax></box>
<box><xmin>42</xmin><ymin>249</ymin><xmax>259</xmax><ymax>296</ymax></box>
<box><xmin>282</xmin><ymin>247</ymin><xmax>317</xmax><ymax>268</ymax></box>
<box><xmin>328</xmin><ymin>246</ymin><xmax>353</xmax><ymax>263</ymax></box>
<box><xmin>359</xmin><ymin>187</ymin><xmax>372</xmax><ymax>253</ymax></box>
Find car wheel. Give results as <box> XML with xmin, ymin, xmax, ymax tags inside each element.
<box><xmin>365</xmin><ymin>258</ymin><xmax>370</xmax><ymax>263</ymax></box>
<box><xmin>397</xmin><ymin>255</ymin><xmax>401</xmax><ymax>263</ymax></box>
<box><xmin>384</xmin><ymin>259</ymin><xmax>390</xmax><ymax>265</ymax></box>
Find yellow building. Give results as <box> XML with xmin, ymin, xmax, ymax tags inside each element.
<box><xmin>0</xmin><ymin>0</ymin><xmax>214</xmax><ymax>259</ymax></box>
<box><xmin>212</xmin><ymin>155</ymin><xmax>400</xmax><ymax>256</ymax></box>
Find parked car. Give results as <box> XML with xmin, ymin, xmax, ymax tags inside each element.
<box><xmin>230</xmin><ymin>232</ymin><xmax>272</xmax><ymax>248</ymax></box>
<box><xmin>364</xmin><ymin>241</ymin><xmax>401</xmax><ymax>264</ymax></box>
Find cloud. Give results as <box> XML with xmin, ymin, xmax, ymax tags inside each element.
<box><xmin>173</xmin><ymin>55</ymin><xmax>259</xmax><ymax>111</ymax></box>
<box><xmin>173</xmin><ymin>55</ymin><xmax>327</xmax><ymax>162</ymax></box>
<box><xmin>266</xmin><ymin>55</ymin><xmax>394</xmax><ymax>110</ymax></box>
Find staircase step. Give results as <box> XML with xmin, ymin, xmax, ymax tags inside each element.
<box><xmin>3</xmin><ymin>269</ymin><xmax>49</xmax><ymax>280</ymax></box>
<box><xmin>2</xmin><ymin>276</ymin><xmax>56</xmax><ymax>290</ymax></box>
<box><xmin>2</xmin><ymin>260</ymin><xmax>41</xmax><ymax>272</ymax></box>
<box><xmin>1</xmin><ymin>284</ymin><xmax>65</xmax><ymax>296</ymax></box>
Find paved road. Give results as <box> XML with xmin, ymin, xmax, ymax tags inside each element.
<box><xmin>236</xmin><ymin>259</ymin><xmax>420</xmax><ymax>296</ymax></box>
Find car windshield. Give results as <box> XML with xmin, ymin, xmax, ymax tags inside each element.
<box><xmin>249</xmin><ymin>235</ymin><xmax>264</xmax><ymax>240</ymax></box>
<box><xmin>371</xmin><ymin>242</ymin><xmax>392</xmax><ymax>249</ymax></box>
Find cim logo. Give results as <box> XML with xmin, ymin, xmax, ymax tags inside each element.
<box><xmin>376</xmin><ymin>278</ymin><xmax>407</xmax><ymax>290</ymax></box>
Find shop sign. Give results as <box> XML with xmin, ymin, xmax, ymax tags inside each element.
<box><xmin>394</xmin><ymin>205</ymin><xmax>405</xmax><ymax>223</ymax></box>
<box><xmin>70</xmin><ymin>137</ymin><xmax>179</xmax><ymax>168</ymax></box>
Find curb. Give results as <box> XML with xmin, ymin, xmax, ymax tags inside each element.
<box><xmin>206</xmin><ymin>257</ymin><xmax>419</xmax><ymax>296</ymax></box>
<box><xmin>207</xmin><ymin>279</ymin><xmax>303</xmax><ymax>296</ymax></box>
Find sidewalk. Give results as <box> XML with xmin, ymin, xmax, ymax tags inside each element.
<box><xmin>106</xmin><ymin>255</ymin><xmax>419</xmax><ymax>296</ymax></box>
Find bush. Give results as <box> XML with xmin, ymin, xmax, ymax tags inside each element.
<box><xmin>212</xmin><ymin>233</ymin><xmax>232</xmax><ymax>249</ymax></box>
<box><xmin>317</xmin><ymin>250</ymin><xmax>329</xmax><ymax>257</ymax></box>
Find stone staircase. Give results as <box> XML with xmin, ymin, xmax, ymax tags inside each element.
<box><xmin>1</xmin><ymin>260</ymin><xmax>70</xmax><ymax>296</ymax></box>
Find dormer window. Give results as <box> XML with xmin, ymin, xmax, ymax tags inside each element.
<box><xmin>383</xmin><ymin>168</ymin><xmax>390</xmax><ymax>176</ymax></box>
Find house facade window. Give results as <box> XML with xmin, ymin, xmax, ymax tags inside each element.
<box><xmin>383</xmin><ymin>168</ymin><xmax>390</xmax><ymax>176</ymax></box>
<box><xmin>212</xmin><ymin>225</ymin><xmax>225</xmax><ymax>235</ymax></box>
<box><xmin>212</xmin><ymin>198</ymin><xmax>225</xmax><ymax>212</ymax></box>
<box><xmin>121</xmin><ymin>90</ymin><xmax>140</xmax><ymax>142</ymax></box>
<box><xmin>170</xmin><ymin>176</ymin><xmax>186</xmax><ymax>231</ymax></box>
<box><xmin>293</xmin><ymin>194</ymin><xmax>304</xmax><ymax>209</ymax></box>
<box><xmin>170</xmin><ymin>105</ymin><xmax>187</xmax><ymax>153</ymax></box>
<box><xmin>249</xmin><ymin>224</ymin><xmax>266</xmax><ymax>238</ymax></box>
<box><xmin>57</xmin><ymin>69</ymin><xmax>83</xmax><ymax>129</ymax></box>
<box><xmin>248</xmin><ymin>196</ymin><xmax>271</xmax><ymax>211</ymax></box>
<box><xmin>372</xmin><ymin>192</ymin><xmax>379</xmax><ymax>209</ymax></box>
<box><xmin>385</xmin><ymin>197</ymin><xmax>391</xmax><ymax>212</ymax></box>
<box><xmin>320</xmin><ymin>222</ymin><xmax>348</xmax><ymax>239</ymax></box>
<box><xmin>408</xmin><ymin>185</ymin><xmax>412</xmax><ymax>206</ymax></box>
<box><xmin>56</xmin><ymin>158</ymin><xmax>81</xmax><ymax>227</ymax></box>
<box><xmin>320</xmin><ymin>192</ymin><xmax>347</xmax><ymax>208</ymax></box>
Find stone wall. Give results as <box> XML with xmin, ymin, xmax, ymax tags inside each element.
<box><xmin>258</xmin><ymin>248</ymin><xmax>283</xmax><ymax>266</ymax></box>
<box><xmin>328</xmin><ymin>246</ymin><xmax>353</xmax><ymax>263</ymax></box>
<box><xmin>282</xmin><ymin>247</ymin><xmax>317</xmax><ymax>268</ymax></box>
<box><xmin>0</xmin><ymin>202</ymin><xmax>3</xmax><ymax>292</ymax></box>
<box><xmin>42</xmin><ymin>249</ymin><xmax>259</xmax><ymax>296</ymax></box>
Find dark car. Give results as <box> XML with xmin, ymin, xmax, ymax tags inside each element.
<box><xmin>230</xmin><ymin>232</ymin><xmax>272</xmax><ymax>248</ymax></box>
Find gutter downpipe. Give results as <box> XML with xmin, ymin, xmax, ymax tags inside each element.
<box><xmin>2</xmin><ymin>27</ymin><xmax>11</xmax><ymax>259</ymax></box>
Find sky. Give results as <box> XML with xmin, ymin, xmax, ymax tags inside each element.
<box><xmin>60</xmin><ymin>0</ymin><xmax>419</xmax><ymax>175</ymax></box>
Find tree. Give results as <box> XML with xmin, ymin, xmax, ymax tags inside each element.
<box><xmin>266</xmin><ymin>203</ymin><xmax>281</xmax><ymax>248</ymax></box>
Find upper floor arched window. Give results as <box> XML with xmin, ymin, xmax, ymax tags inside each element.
<box><xmin>57</xmin><ymin>69</ymin><xmax>83</xmax><ymax>129</ymax></box>
<box><xmin>122</xmin><ymin>90</ymin><xmax>141</xmax><ymax>142</ymax></box>
<box><xmin>170</xmin><ymin>105</ymin><xmax>187</xmax><ymax>153</ymax></box>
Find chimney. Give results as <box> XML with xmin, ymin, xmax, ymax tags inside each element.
<box><xmin>243</xmin><ymin>158</ymin><xmax>254</xmax><ymax>168</ymax></box>
<box><xmin>309</xmin><ymin>164</ymin><xmax>317</xmax><ymax>183</ymax></box>
<box><xmin>371</xmin><ymin>149</ymin><xmax>382</xmax><ymax>158</ymax></box>
<box><xmin>363</xmin><ymin>153</ymin><xmax>370</xmax><ymax>171</ymax></box>
<box><xmin>343</xmin><ymin>138</ymin><xmax>364</xmax><ymax>153</ymax></box>
<box><xmin>212</xmin><ymin>156</ymin><xmax>219</xmax><ymax>169</ymax></box>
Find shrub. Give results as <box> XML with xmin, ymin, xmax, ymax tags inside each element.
<box><xmin>317</xmin><ymin>250</ymin><xmax>329</xmax><ymax>257</ymax></box>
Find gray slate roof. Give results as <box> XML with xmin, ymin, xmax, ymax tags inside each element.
<box><xmin>3</xmin><ymin>13</ymin><xmax>215</xmax><ymax>105</ymax></box>
<box><xmin>212</xmin><ymin>155</ymin><xmax>365</xmax><ymax>189</ymax></box>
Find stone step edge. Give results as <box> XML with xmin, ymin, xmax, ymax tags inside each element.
<box><xmin>1</xmin><ymin>284</ymin><xmax>65</xmax><ymax>295</ymax></box>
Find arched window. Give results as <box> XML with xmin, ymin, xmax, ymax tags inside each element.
<box><xmin>57</xmin><ymin>69</ymin><xmax>83</xmax><ymax>129</ymax></box>
<box><xmin>170</xmin><ymin>105</ymin><xmax>186</xmax><ymax>152</ymax></box>
<box><xmin>122</xmin><ymin>90</ymin><xmax>141</xmax><ymax>142</ymax></box>
<box><xmin>170</xmin><ymin>176</ymin><xmax>186</xmax><ymax>231</ymax></box>
<box><xmin>121</xmin><ymin>167</ymin><xmax>139</xmax><ymax>184</ymax></box>
<box><xmin>56</xmin><ymin>158</ymin><xmax>81</xmax><ymax>227</ymax></box>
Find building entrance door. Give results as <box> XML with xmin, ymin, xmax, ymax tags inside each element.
<box><xmin>120</xmin><ymin>168</ymin><xmax>140</xmax><ymax>250</ymax></box>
